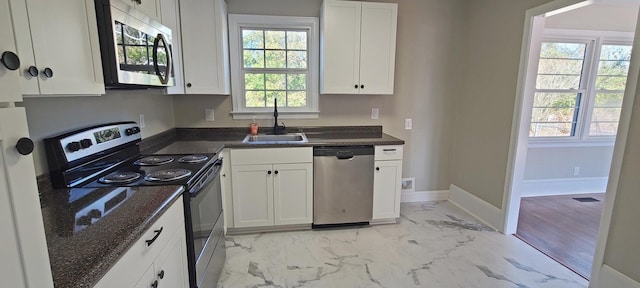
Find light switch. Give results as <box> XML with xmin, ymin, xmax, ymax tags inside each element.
<box><xmin>205</xmin><ymin>109</ymin><xmax>215</xmax><ymax>122</ymax></box>
<box><xmin>405</xmin><ymin>118</ymin><xmax>412</xmax><ymax>130</ymax></box>
<box><xmin>371</xmin><ymin>108</ymin><xmax>379</xmax><ymax>120</ymax></box>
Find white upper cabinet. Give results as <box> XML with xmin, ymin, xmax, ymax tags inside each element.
<box><xmin>159</xmin><ymin>0</ymin><xmax>185</xmax><ymax>94</ymax></box>
<box><xmin>178</xmin><ymin>0</ymin><xmax>230</xmax><ymax>95</ymax></box>
<box><xmin>132</xmin><ymin>0</ymin><xmax>161</xmax><ymax>21</ymax></box>
<box><xmin>10</xmin><ymin>0</ymin><xmax>104</xmax><ymax>96</ymax></box>
<box><xmin>0</xmin><ymin>0</ymin><xmax>21</xmax><ymax>102</ymax></box>
<box><xmin>320</xmin><ymin>0</ymin><xmax>397</xmax><ymax>95</ymax></box>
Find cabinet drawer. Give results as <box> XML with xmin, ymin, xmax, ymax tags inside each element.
<box><xmin>94</xmin><ymin>197</ymin><xmax>184</xmax><ymax>288</ymax></box>
<box><xmin>375</xmin><ymin>145</ymin><xmax>403</xmax><ymax>160</ymax></box>
<box><xmin>231</xmin><ymin>147</ymin><xmax>312</xmax><ymax>165</ymax></box>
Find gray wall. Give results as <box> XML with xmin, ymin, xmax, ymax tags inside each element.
<box><xmin>173</xmin><ymin>0</ymin><xmax>466</xmax><ymax>192</ymax></box>
<box><xmin>20</xmin><ymin>90</ymin><xmax>175</xmax><ymax>175</ymax></box>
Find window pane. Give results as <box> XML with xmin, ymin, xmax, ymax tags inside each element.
<box><xmin>589</xmin><ymin>122</ymin><xmax>618</xmax><ymax>136</ymax></box>
<box><xmin>592</xmin><ymin>107</ymin><xmax>622</xmax><ymax>122</ymax></box>
<box><xmin>287</xmin><ymin>51</ymin><xmax>307</xmax><ymax>68</ymax></box>
<box><xmin>243</xmin><ymin>50</ymin><xmax>264</xmax><ymax>68</ymax></box>
<box><xmin>242</xmin><ymin>30</ymin><xmax>264</xmax><ymax>49</ymax></box>
<box><xmin>246</xmin><ymin>91</ymin><xmax>266</xmax><ymax>107</ymax></box>
<box><xmin>532</xmin><ymin>93</ymin><xmax>577</xmax><ymax>108</ymax></box>
<box><xmin>287</xmin><ymin>74</ymin><xmax>306</xmax><ymax>90</ymax></box>
<box><xmin>244</xmin><ymin>73</ymin><xmax>265</xmax><ymax>90</ymax></box>
<box><xmin>287</xmin><ymin>31</ymin><xmax>307</xmax><ymax>50</ymax></box>
<box><xmin>287</xmin><ymin>91</ymin><xmax>307</xmax><ymax>107</ymax></box>
<box><xmin>600</xmin><ymin>44</ymin><xmax>632</xmax><ymax>61</ymax></box>
<box><xmin>536</xmin><ymin>75</ymin><xmax>581</xmax><ymax>89</ymax></box>
<box><xmin>595</xmin><ymin>75</ymin><xmax>627</xmax><ymax>90</ymax></box>
<box><xmin>537</xmin><ymin>59</ymin><xmax>583</xmax><ymax>75</ymax></box>
<box><xmin>540</xmin><ymin>42</ymin><xmax>586</xmax><ymax>59</ymax></box>
<box><xmin>598</xmin><ymin>60</ymin><xmax>630</xmax><ymax>76</ymax></box>
<box><xmin>265</xmin><ymin>51</ymin><xmax>286</xmax><ymax>68</ymax></box>
<box><xmin>531</xmin><ymin>107</ymin><xmax>575</xmax><ymax>123</ymax></box>
<box><xmin>594</xmin><ymin>93</ymin><xmax>624</xmax><ymax>107</ymax></box>
<box><xmin>265</xmin><ymin>74</ymin><xmax>286</xmax><ymax>90</ymax></box>
<box><xmin>265</xmin><ymin>31</ymin><xmax>285</xmax><ymax>49</ymax></box>
<box><xmin>266</xmin><ymin>91</ymin><xmax>286</xmax><ymax>107</ymax></box>
<box><xmin>530</xmin><ymin>122</ymin><xmax>573</xmax><ymax>137</ymax></box>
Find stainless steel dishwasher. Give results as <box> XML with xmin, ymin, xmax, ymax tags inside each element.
<box><xmin>313</xmin><ymin>146</ymin><xmax>374</xmax><ymax>227</ymax></box>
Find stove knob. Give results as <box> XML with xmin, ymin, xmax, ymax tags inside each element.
<box><xmin>88</xmin><ymin>209</ymin><xmax>102</xmax><ymax>219</ymax></box>
<box><xmin>132</xmin><ymin>127</ymin><xmax>140</xmax><ymax>134</ymax></box>
<box><xmin>80</xmin><ymin>139</ymin><xmax>92</xmax><ymax>149</ymax></box>
<box><xmin>125</xmin><ymin>128</ymin><xmax>134</xmax><ymax>136</ymax></box>
<box><xmin>67</xmin><ymin>141</ymin><xmax>81</xmax><ymax>152</ymax></box>
<box><xmin>76</xmin><ymin>215</ymin><xmax>91</xmax><ymax>226</ymax></box>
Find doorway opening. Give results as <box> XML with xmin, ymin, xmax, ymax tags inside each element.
<box><xmin>502</xmin><ymin>0</ymin><xmax>639</xmax><ymax>281</ymax></box>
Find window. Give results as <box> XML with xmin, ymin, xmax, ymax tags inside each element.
<box><xmin>529</xmin><ymin>31</ymin><xmax>632</xmax><ymax>141</ymax></box>
<box><xmin>229</xmin><ymin>15</ymin><xmax>319</xmax><ymax>119</ymax></box>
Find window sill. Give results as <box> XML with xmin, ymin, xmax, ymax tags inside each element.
<box><xmin>231</xmin><ymin>110</ymin><xmax>320</xmax><ymax>120</ymax></box>
<box><xmin>528</xmin><ymin>138</ymin><xmax>615</xmax><ymax>148</ymax></box>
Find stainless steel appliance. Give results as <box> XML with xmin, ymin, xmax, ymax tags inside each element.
<box><xmin>312</xmin><ymin>146</ymin><xmax>374</xmax><ymax>227</ymax></box>
<box><xmin>94</xmin><ymin>0</ymin><xmax>174</xmax><ymax>87</ymax></box>
<box><xmin>44</xmin><ymin>122</ymin><xmax>224</xmax><ymax>288</ymax></box>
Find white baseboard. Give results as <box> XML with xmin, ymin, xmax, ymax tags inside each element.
<box><xmin>521</xmin><ymin>177</ymin><xmax>607</xmax><ymax>197</ymax></box>
<box><xmin>593</xmin><ymin>265</ymin><xmax>640</xmax><ymax>288</ymax></box>
<box><xmin>400</xmin><ymin>190</ymin><xmax>449</xmax><ymax>202</ymax></box>
<box><xmin>448</xmin><ymin>184</ymin><xmax>502</xmax><ymax>231</ymax></box>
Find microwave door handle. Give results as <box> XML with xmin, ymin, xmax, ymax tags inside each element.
<box><xmin>152</xmin><ymin>33</ymin><xmax>171</xmax><ymax>85</ymax></box>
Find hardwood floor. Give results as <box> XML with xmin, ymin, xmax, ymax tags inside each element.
<box><xmin>515</xmin><ymin>193</ymin><xmax>605</xmax><ymax>279</ymax></box>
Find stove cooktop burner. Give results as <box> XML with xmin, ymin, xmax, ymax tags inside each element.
<box><xmin>144</xmin><ymin>168</ymin><xmax>193</xmax><ymax>182</ymax></box>
<box><xmin>134</xmin><ymin>156</ymin><xmax>174</xmax><ymax>166</ymax></box>
<box><xmin>99</xmin><ymin>171</ymin><xmax>142</xmax><ymax>184</ymax></box>
<box><xmin>178</xmin><ymin>155</ymin><xmax>209</xmax><ymax>163</ymax></box>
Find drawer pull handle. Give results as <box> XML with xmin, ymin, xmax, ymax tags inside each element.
<box><xmin>146</xmin><ymin>227</ymin><xmax>163</xmax><ymax>246</ymax></box>
<box><xmin>158</xmin><ymin>270</ymin><xmax>165</xmax><ymax>279</ymax></box>
<box><xmin>151</xmin><ymin>280</ymin><xmax>158</xmax><ymax>288</ymax></box>
<box><xmin>383</xmin><ymin>149</ymin><xmax>396</xmax><ymax>152</ymax></box>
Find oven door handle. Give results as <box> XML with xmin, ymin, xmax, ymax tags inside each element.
<box><xmin>190</xmin><ymin>159</ymin><xmax>222</xmax><ymax>197</ymax></box>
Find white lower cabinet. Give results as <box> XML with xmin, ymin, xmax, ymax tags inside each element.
<box><xmin>94</xmin><ymin>197</ymin><xmax>188</xmax><ymax>288</ymax></box>
<box><xmin>230</xmin><ymin>148</ymin><xmax>313</xmax><ymax>229</ymax></box>
<box><xmin>372</xmin><ymin>145</ymin><xmax>403</xmax><ymax>221</ymax></box>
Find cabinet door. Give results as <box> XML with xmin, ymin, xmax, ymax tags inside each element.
<box><xmin>220</xmin><ymin>150</ymin><xmax>233</xmax><ymax>228</ymax></box>
<box><xmin>0</xmin><ymin>0</ymin><xmax>22</xmax><ymax>102</ymax></box>
<box><xmin>273</xmin><ymin>163</ymin><xmax>313</xmax><ymax>225</ymax></box>
<box><xmin>320</xmin><ymin>0</ymin><xmax>361</xmax><ymax>94</ymax></box>
<box><xmin>153</xmin><ymin>230</ymin><xmax>189</xmax><ymax>288</ymax></box>
<box><xmin>359</xmin><ymin>2</ymin><xmax>397</xmax><ymax>95</ymax></box>
<box><xmin>373</xmin><ymin>160</ymin><xmax>402</xmax><ymax>220</ymax></box>
<box><xmin>180</xmin><ymin>0</ymin><xmax>230</xmax><ymax>95</ymax></box>
<box><xmin>0</xmin><ymin>108</ymin><xmax>53</xmax><ymax>288</ymax></box>
<box><xmin>232</xmin><ymin>164</ymin><xmax>274</xmax><ymax>227</ymax></box>
<box><xmin>20</xmin><ymin>0</ymin><xmax>104</xmax><ymax>95</ymax></box>
<box><xmin>133</xmin><ymin>265</ymin><xmax>156</xmax><ymax>288</ymax></box>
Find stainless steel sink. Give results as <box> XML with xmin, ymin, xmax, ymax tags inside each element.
<box><xmin>242</xmin><ymin>133</ymin><xmax>309</xmax><ymax>144</ymax></box>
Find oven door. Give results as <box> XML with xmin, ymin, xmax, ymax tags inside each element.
<box><xmin>185</xmin><ymin>159</ymin><xmax>225</xmax><ymax>287</ymax></box>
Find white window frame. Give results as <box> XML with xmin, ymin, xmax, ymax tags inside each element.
<box><xmin>228</xmin><ymin>14</ymin><xmax>320</xmax><ymax>119</ymax></box>
<box><xmin>528</xmin><ymin>29</ymin><xmax>633</xmax><ymax>147</ymax></box>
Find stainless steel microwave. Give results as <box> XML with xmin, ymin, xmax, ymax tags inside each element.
<box><xmin>95</xmin><ymin>0</ymin><xmax>174</xmax><ymax>88</ymax></box>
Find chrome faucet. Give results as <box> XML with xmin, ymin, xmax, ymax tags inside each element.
<box><xmin>273</xmin><ymin>97</ymin><xmax>286</xmax><ymax>135</ymax></box>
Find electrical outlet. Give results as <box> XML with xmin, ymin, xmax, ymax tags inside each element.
<box><xmin>371</xmin><ymin>108</ymin><xmax>379</xmax><ymax>120</ymax></box>
<box><xmin>573</xmin><ymin>166</ymin><xmax>580</xmax><ymax>176</ymax></box>
<box><xmin>405</xmin><ymin>118</ymin><xmax>412</xmax><ymax>130</ymax></box>
<box><xmin>139</xmin><ymin>114</ymin><xmax>145</xmax><ymax>128</ymax></box>
<box><xmin>205</xmin><ymin>108</ymin><xmax>215</xmax><ymax>122</ymax></box>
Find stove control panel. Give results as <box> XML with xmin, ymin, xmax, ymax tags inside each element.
<box><xmin>53</xmin><ymin>122</ymin><xmax>141</xmax><ymax>163</ymax></box>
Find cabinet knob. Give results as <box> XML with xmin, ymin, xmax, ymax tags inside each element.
<box><xmin>274</xmin><ymin>170</ymin><xmax>279</xmax><ymax>175</ymax></box>
<box><xmin>354</xmin><ymin>84</ymin><xmax>358</xmax><ymax>89</ymax></box>
<box><xmin>151</xmin><ymin>280</ymin><xmax>158</xmax><ymax>288</ymax></box>
<box><xmin>27</xmin><ymin>66</ymin><xmax>39</xmax><ymax>77</ymax></box>
<box><xmin>186</xmin><ymin>83</ymin><xmax>192</xmax><ymax>88</ymax></box>
<box><xmin>16</xmin><ymin>137</ymin><xmax>34</xmax><ymax>155</ymax></box>
<box><xmin>360</xmin><ymin>85</ymin><xmax>364</xmax><ymax>89</ymax></box>
<box><xmin>1</xmin><ymin>51</ymin><xmax>20</xmax><ymax>71</ymax></box>
<box><xmin>158</xmin><ymin>270</ymin><xmax>165</xmax><ymax>279</ymax></box>
<box><xmin>42</xmin><ymin>67</ymin><xmax>53</xmax><ymax>78</ymax></box>
<box><xmin>267</xmin><ymin>170</ymin><xmax>272</xmax><ymax>175</ymax></box>
<box><xmin>376</xmin><ymin>167</ymin><xmax>380</xmax><ymax>171</ymax></box>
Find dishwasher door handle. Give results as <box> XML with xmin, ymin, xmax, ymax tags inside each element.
<box><xmin>336</xmin><ymin>151</ymin><xmax>354</xmax><ymax>160</ymax></box>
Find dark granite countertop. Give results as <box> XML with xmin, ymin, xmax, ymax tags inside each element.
<box><xmin>39</xmin><ymin>176</ymin><xmax>184</xmax><ymax>288</ymax></box>
<box><xmin>141</xmin><ymin>126</ymin><xmax>404</xmax><ymax>153</ymax></box>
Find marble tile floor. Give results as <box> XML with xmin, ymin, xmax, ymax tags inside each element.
<box><xmin>218</xmin><ymin>201</ymin><xmax>588</xmax><ymax>288</ymax></box>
